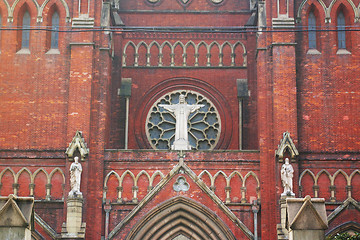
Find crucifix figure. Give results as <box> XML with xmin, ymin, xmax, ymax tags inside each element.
<box><xmin>159</xmin><ymin>94</ymin><xmax>204</xmax><ymax>150</ymax></box>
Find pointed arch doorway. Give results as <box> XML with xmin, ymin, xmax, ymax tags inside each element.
<box><xmin>126</xmin><ymin>197</ymin><xmax>236</xmax><ymax>240</ymax></box>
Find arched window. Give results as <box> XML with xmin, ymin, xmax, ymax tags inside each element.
<box><xmin>337</xmin><ymin>11</ymin><xmax>346</xmax><ymax>49</ymax></box>
<box><xmin>22</xmin><ymin>11</ymin><xmax>30</xmax><ymax>49</ymax></box>
<box><xmin>51</xmin><ymin>12</ymin><xmax>59</xmax><ymax>49</ymax></box>
<box><xmin>308</xmin><ymin>12</ymin><xmax>316</xmax><ymax>49</ymax></box>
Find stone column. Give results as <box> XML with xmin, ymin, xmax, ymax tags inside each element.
<box><xmin>61</xmin><ymin>196</ymin><xmax>86</xmax><ymax>239</ymax></box>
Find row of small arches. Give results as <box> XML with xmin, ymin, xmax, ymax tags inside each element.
<box><xmin>103</xmin><ymin>170</ymin><xmax>259</xmax><ymax>204</ymax></box>
<box><xmin>0</xmin><ymin>0</ymin><xmax>70</xmax><ymax>23</ymax></box>
<box><xmin>0</xmin><ymin>167</ymin><xmax>65</xmax><ymax>200</ymax></box>
<box><xmin>299</xmin><ymin>169</ymin><xmax>360</xmax><ymax>201</ymax></box>
<box><xmin>123</xmin><ymin>40</ymin><xmax>247</xmax><ymax>67</ymax></box>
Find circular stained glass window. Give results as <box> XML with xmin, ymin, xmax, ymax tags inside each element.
<box><xmin>145</xmin><ymin>90</ymin><xmax>221</xmax><ymax>150</ymax></box>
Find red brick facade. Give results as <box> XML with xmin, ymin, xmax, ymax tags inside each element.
<box><xmin>0</xmin><ymin>0</ymin><xmax>359</xmax><ymax>239</ymax></box>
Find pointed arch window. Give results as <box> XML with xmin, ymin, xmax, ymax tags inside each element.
<box><xmin>51</xmin><ymin>12</ymin><xmax>59</xmax><ymax>49</ymax></box>
<box><xmin>337</xmin><ymin>11</ymin><xmax>346</xmax><ymax>49</ymax></box>
<box><xmin>22</xmin><ymin>11</ymin><xmax>30</xmax><ymax>49</ymax></box>
<box><xmin>308</xmin><ymin>12</ymin><xmax>317</xmax><ymax>49</ymax></box>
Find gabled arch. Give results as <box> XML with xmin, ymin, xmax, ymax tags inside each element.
<box><xmin>123</xmin><ymin>41</ymin><xmax>136</xmax><ymax>53</ymax></box>
<box><xmin>209</xmin><ymin>41</ymin><xmax>221</xmax><ymax>50</ymax></box>
<box><xmin>148</xmin><ymin>40</ymin><xmax>160</xmax><ymax>50</ymax></box>
<box><xmin>196</xmin><ymin>41</ymin><xmax>209</xmax><ymax>54</ymax></box>
<box><xmin>243</xmin><ymin>171</ymin><xmax>260</xmax><ymax>187</ymax></box>
<box><xmin>297</xmin><ymin>0</ymin><xmax>327</xmax><ymax>22</ymax></box>
<box><xmin>172</xmin><ymin>41</ymin><xmax>184</xmax><ymax>53</ymax></box>
<box><xmin>213</xmin><ymin>170</ymin><xmax>229</xmax><ymax>185</ymax></box>
<box><xmin>104</xmin><ymin>170</ymin><xmax>121</xmax><ymax>188</ymax></box>
<box><xmin>233</xmin><ymin>41</ymin><xmax>247</xmax><ymax>66</ymax></box>
<box><xmin>135</xmin><ymin>170</ymin><xmax>151</xmax><ymax>186</ymax></box>
<box><xmin>160</xmin><ymin>41</ymin><xmax>172</xmax><ymax>54</ymax></box>
<box><xmin>1</xmin><ymin>0</ymin><xmax>10</xmax><ymax>20</ymax></box>
<box><xmin>136</xmin><ymin>41</ymin><xmax>148</xmax><ymax>54</ymax></box>
<box><xmin>33</xmin><ymin>168</ymin><xmax>49</xmax><ymax>184</ymax></box>
<box><xmin>332</xmin><ymin>169</ymin><xmax>349</xmax><ymax>185</ymax></box>
<box><xmin>299</xmin><ymin>169</ymin><xmax>316</xmax><ymax>185</ymax></box>
<box><xmin>198</xmin><ymin>170</ymin><xmax>214</xmax><ymax>186</ymax></box>
<box><xmin>15</xmin><ymin>167</ymin><xmax>32</xmax><ymax>184</ymax></box>
<box><xmin>120</xmin><ymin>170</ymin><xmax>135</xmax><ymax>186</ymax></box>
<box><xmin>39</xmin><ymin>0</ymin><xmax>70</xmax><ymax>22</ymax></box>
<box><xmin>149</xmin><ymin>170</ymin><xmax>164</xmax><ymax>187</ymax></box>
<box><xmin>9</xmin><ymin>0</ymin><xmax>39</xmax><ymax>22</ymax></box>
<box><xmin>0</xmin><ymin>167</ymin><xmax>16</xmax><ymax>182</ymax></box>
<box><xmin>220</xmin><ymin>41</ymin><xmax>233</xmax><ymax>54</ymax></box>
<box><xmin>184</xmin><ymin>40</ymin><xmax>196</xmax><ymax>49</ymax></box>
<box><xmin>228</xmin><ymin>171</ymin><xmax>244</xmax><ymax>185</ymax></box>
<box><xmin>315</xmin><ymin>169</ymin><xmax>332</xmax><ymax>185</ymax></box>
<box><xmin>326</xmin><ymin>221</ymin><xmax>360</xmax><ymax>237</ymax></box>
<box><xmin>329</xmin><ymin>0</ymin><xmax>358</xmax><ymax>22</ymax></box>
<box><xmin>49</xmin><ymin>168</ymin><xmax>65</xmax><ymax>184</ymax></box>
<box><xmin>125</xmin><ymin>197</ymin><xmax>236</xmax><ymax>240</ymax></box>
<box><xmin>349</xmin><ymin>169</ymin><xmax>360</xmax><ymax>181</ymax></box>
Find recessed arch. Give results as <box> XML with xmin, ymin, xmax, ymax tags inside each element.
<box><xmin>125</xmin><ymin>197</ymin><xmax>236</xmax><ymax>240</ymax></box>
<box><xmin>39</xmin><ymin>0</ymin><xmax>70</xmax><ymax>22</ymax></box>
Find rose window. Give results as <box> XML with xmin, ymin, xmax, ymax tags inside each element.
<box><xmin>146</xmin><ymin>90</ymin><xmax>221</xmax><ymax>150</ymax></box>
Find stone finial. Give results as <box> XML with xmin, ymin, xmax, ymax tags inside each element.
<box><xmin>65</xmin><ymin>131</ymin><xmax>89</xmax><ymax>161</ymax></box>
<box><xmin>276</xmin><ymin>132</ymin><xmax>299</xmax><ymax>161</ymax></box>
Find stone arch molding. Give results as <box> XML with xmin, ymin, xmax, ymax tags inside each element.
<box><xmin>296</xmin><ymin>0</ymin><xmax>359</xmax><ymax>23</ymax></box>
<box><xmin>3</xmin><ymin>0</ymin><xmax>70</xmax><ymax>22</ymax></box>
<box><xmin>126</xmin><ymin>197</ymin><xmax>237</xmax><ymax>240</ymax></box>
<box><xmin>103</xmin><ymin>169</ymin><xmax>260</xmax><ymax>204</ymax></box>
<box><xmin>123</xmin><ymin>40</ymin><xmax>247</xmax><ymax>67</ymax></box>
<box><xmin>299</xmin><ymin>169</ymin><xmax>360</xmax><ymax>200</ymax></box>
<box><xmin>0</xmin><ymin>167</ymin><xmax>65</xmax><ymax>199</ymax></box>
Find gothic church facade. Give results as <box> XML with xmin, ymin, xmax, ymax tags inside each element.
<box><xmin>0</xmin><ymin>0</ymin><xmax>359</xmax><ymax>238</ymax></box>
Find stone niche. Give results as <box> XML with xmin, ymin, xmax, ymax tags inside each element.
<box><xmin>0</xmin><ymin>195</ymin><xmax>34</xmax><ymax>240</ymax></box>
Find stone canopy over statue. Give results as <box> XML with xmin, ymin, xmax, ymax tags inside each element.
<box><xmin>69</xmin><ymin>156</ymin><xmax>83</xmax><ymax>197</ymax></box>
<box><xmin>159</xmin><ymin>94</ymin><xmax>204</xmax><ymax>150</ymax></box>
<box><xmin>281</xmin><ymin>158</ymin><xmax>295</xmax><ymax>197</ymax></box>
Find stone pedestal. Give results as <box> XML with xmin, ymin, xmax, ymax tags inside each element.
<box><xmin>286</xmin><ymin>196</ymin><xmax>328</xmax><ymax>240</ymax></box>
<box><xmin>171</xmin><ymin>139</ymin><xmax>191</xmax><ymax>150</ymax></box>
<box><xmin>61</xmin><ymin>196</ymin><xmax>86</xmax><ymax>239</ymax></box>
<box><xmin>0</xmin><ymin>195</ymin><xmax>34</xmax><ymax>240</ymax></box>
<box><xmin>278</xmin><ymin>196</ymin><xmax>290</xmax><ymax>239</ymax></box>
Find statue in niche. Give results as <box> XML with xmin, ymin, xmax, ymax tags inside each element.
<box><xmin>69</xmin><ymin>156</ymin><xmax>83</xmax><ymax>197</ymax></box>
<box><xmin>159</xmin><ymin>94</ymin><xmax>204</xmax><ymax>150</ymax></box>
<box><xmin>281</xmin><ymin>158</ymin><xmax>295</xmax><ymax>196</ymax></box>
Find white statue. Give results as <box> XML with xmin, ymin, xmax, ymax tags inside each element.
<box><xmin>69</xmin><ymin>156</ymin><xmax>82</xmax><ymax>197</ymax></box>
<box><xmin>281</xmin><ymin>158</ymin><xmax>295</xmax><ymax>196</ymax></box>
<box><xmin>159</xmin><ymin>94</ymin><xmax>204</xmax><ymax>150</ymax></box>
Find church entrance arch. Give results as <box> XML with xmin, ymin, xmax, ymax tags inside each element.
<box><xmin>126</xmin><ymin>197</ymin><xmax>236</xmax><ymax>240</ymax></box>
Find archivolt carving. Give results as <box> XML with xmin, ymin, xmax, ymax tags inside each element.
<box><xmin>123</xmin><ymin>40</ymin><xmax>247</xmax><ymax>67</ymax></box>
<box><xmin>126</xmin><ymin>197</ymin><xmax>237</xmax><ymax>240</ymax></box>
<box><xmin>0</xmin><ymin>167</ymin><xmax>65</xmax><ymax>199</ymax></box>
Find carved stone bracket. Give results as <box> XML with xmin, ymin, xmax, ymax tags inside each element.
<box><xmin>65</xmin><ymin>131</ymin><xmax>89</xmax><ymax>161</ymax></box>
<box><xmin>276</xmin><ymin>131</ymin><xmax>299</xmax><ymax>162</ymax></box>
